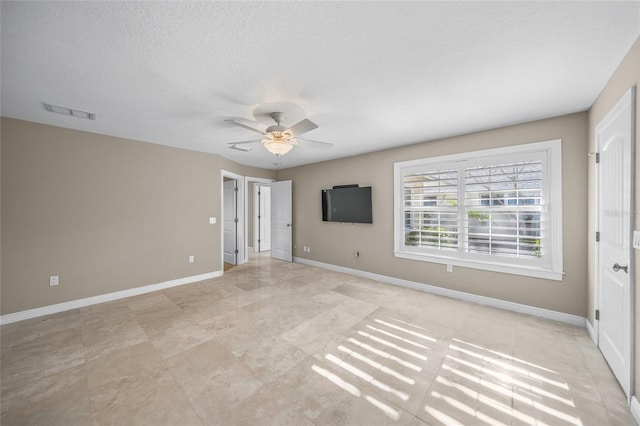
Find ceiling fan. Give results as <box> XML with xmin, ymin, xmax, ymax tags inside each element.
<box><xmin>226</xmin><ymin>112</ymin><xmax>332</xmax><ymax>157</ymax></box>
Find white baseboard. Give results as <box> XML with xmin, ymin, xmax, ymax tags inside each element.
<box><xmin>0</xmin><ymin>270</ymin><xmax>223</xmax><ymax>325</ymax></box>
<box><xmin>294</xmin><ymin>257</ymin><xmax>586</xmax><ymax>327</ymax></box>
<box><xmin>585</xmin><ymin>318</ymin><xmax>598</xmax><ymax>344</ymax></box>
<box><xmin>631</xmin><ymin>396</ymin><xmax>640</xmax><ymax>425</ymax></box>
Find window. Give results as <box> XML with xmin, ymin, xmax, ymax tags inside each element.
<box><xmin>394</xmin><ymin>140</ymin><xmax>563</xmax><ymax>280</ymax></box>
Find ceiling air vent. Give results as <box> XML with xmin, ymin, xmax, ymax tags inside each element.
<box><xmin>229</xmin><ymin>144</ymin><xmax>253</xmax><ymax>152</ymax></box>
<box><xmin>43</xmin><ymin>102</ymin><xmax>95</xmax><ymax>120</ymax></box>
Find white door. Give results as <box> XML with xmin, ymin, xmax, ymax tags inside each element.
<box><xmin>596</xmin><ymin>87</ymin><xmax>635</xmax><ymax>398</ymax></box>
<box><xmin>259</xmin><ymin>185</ymin><xmax>272</xmax><ymax>252</ymax></box>
<box><xmin>271</xmin><ymin>180</ymin><xmax>292</xmax><ymax>262</ymax></box>
<box><xmin>223</xmin><ymin>179</ymin><xmax>237</xmax><ymax>265</ymax></box>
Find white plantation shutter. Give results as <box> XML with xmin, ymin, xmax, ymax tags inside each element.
<box><xmin>464</xmin><ymin>160</ymin><xmax>544</xmax><ymax>260</ymax></box>
<box><xmin>394</xmin><ymin>140</ymin><xmax>562</xmax><ymax>280</ymax></box>
<box><xmin>403</xmin><ymin>169</ymin><xmax>459</xmax><ymax>250</ymax></box>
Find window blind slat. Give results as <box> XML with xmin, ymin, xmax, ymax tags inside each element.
<box><xmin>403</xmin><ymin>159</ymin><xmax>546</xmax><ymax>259</ymax></box>
<box><xmin>464</xmin><ymin>160</ymin><xmax>544</xmax><ymax>259</ymax></box>
<box><xmin>403</xmin><ymin>169</ymin><xmax>459</xmax><ymax>250</ymax></box>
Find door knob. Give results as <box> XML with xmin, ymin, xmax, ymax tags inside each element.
<box><xmin>613</xmin><ymin>263</ymin><xmax>628</xmax><ymax>273</ymax></box>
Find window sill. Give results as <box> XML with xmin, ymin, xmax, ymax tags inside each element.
<box><xmin>393</xmin><ymin>250</ymin><xmax>564</xmax><ymax>281</ymax></box>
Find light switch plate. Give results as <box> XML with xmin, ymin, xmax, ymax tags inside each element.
<box><xmin>209</xmin><ymin>217</ymin><xmax>216</xmax><ymax>224</ymax></box>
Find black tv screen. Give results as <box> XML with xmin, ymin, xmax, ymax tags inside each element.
<box><xmin>322</xmin><ymin>186</ymin><xmax>372</xmax><ymax>224</ymax></box>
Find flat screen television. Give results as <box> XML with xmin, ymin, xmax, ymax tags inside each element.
<box><xmin>322</xmin><ymin>185</ymin><xmax>372</xmax><ymax>224</ymax></box>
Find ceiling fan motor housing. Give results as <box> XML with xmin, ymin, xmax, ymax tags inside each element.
<box><xmin>265</xmin><ymin>112</ymin><xmax>292</xmax><ymax>139</ymax></box>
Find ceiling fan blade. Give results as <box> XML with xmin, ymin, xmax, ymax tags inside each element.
<box><xmin>227</xmin><ymin>139</ymin><xmax>261</xmax><ymax>145</ymax></box>
<box><xmin>293</xmin><ymin>138</ymin><xmax>333</xmax><ymax>150</ymax></box>
<box><xmin>225</xmin><ymin>119</ymin><xmax>267</xmax><ymax>135</ymax></box>
<box><xmin>286</xmin><ymin>119</ymin><xmax>318</xmax><ymax>137</ymax></box>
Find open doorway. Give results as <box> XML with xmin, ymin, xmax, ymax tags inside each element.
<box><xmin>245</xmin><ymin>177</ymin><xmax>275</xmax><ymax>257</ymax></box>
<box><xmin>221</xmin><ymin>171</ymin><xmax>245</xmax><ymax>272</ymax></box>
<box><xmin>223</xmin><ymin>177</ymin><xmax>238</xmax><ymax>270</ymax></box>
<box><xmin>252</xmin><ymin>183</ymin><xmax>272</xmax><ymax>252</ymax></box>
<box><xmin>221</xmin><ymin>173</ymin><xmax>275</xmax><ymax>273</ymax></box>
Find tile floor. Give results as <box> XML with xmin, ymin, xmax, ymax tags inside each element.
<box><xmin>1</xmin><ymin>252</ymin><xmax>635</xmax><ymax>425</ymax></box>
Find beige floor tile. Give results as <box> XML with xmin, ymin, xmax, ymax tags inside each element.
<box><xmin>313</xmin><ymin>290</ymin><xmax>380</xmax><ymax>318</ymax></box>
<box><xmin>0</xmin><ymin>251</ymin><xmax>634</xmax><ymax>425</ymax></box>
<box><xmin>227</xmin><ymin>356</ymin><xmax>357</xmax><ymax>425</ymax></box>
<box><xmin>178</xmin><ymin>360</ymin><xmax>264</xmax><ymax>424</ymax></box>
<box><xmin>511</xmin><ymin>393</ymin><xmax>612</xmax><ymax>426</ymax></box>
<box><xmin>89</xmin><ymin>365</ymin><xmax>202</xmax><ymax>426</ymax></box>
<box><xmin>81</xmin><ymin>311</ymin><xmax>148</xmax><ymax>361</ymax></box>
<box><xmin>79</xmin><ymin>299</ymin><xmax>132</xmax><ymax>319</ymax></box>
<box><xmin>281</xmin><ymin>306</ymin><xmax>364</xmax><ymax>356</ymax></box>
<box><xmin>165</xmin><ymin>338</ymin><xmax>237</xmax><ymax>386</ymax></box>
<box><xmin>148</xmin><ymin>321</ymin><xmax>216</xmax><ymax>359</ymax></box>
<box><xmin>238</xmin><ymin>336</ymin><xmax>308</xmax><ymax>384</ymax></box>
<box><xmin>125</xmin><ymin>292</ymin><xmax>181</xmax><ymax>313</ymax></box>
<box><xmin>1</xmin><ymin>310</ymin><xmax>82</xmax><ymax>350</ymax></box>
<box><xmin>1</xmin><ymin>364</ymin><xmax>92</xmax><ymax>426</ymax></box>
<box><xmin>1</xmin><ymin>327</ymin><xmax>85</xmax><ymax>389</ymax></box>
<box><xmin>85</xmin><ymin>341</ymin><xmax>164</xmax><ymax>389</ymax></box>
<box><xmin>332</xmin><ymin>282</ymin><xmax>396</xmax><ymax>305</ymax></box>
<box><xmin>419</xmin><ymin>378</ymin><xmax>515</xmax><ymax>426</ymax></box>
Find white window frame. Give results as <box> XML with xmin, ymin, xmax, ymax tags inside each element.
<box><xmin>394</xmin><ymin>140</ymin><xmax>563</xmax><ymax>281</ymax></box>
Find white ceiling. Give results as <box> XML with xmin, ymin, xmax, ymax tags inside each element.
<box><xmin>2</xmin><ymin>1</ymin><xmax>639</xmax><ymax>170</ymax></box>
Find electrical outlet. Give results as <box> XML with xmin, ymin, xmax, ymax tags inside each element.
<box><xmin>354</xmin><ymin>251</ymin><xmax>360</xmax><ymax>258</ymax></box>
<box><xmin>209</xmin><ymin>217</ymin><xmax>216</xmax><ymax>224</ymax></box>
<box><xmin>49</xmin><ymin>275</ymin><xmax>59</xmax><ymax>286</ymax></box>
<box><xmin>189</xmin><ymin>255</ymin><xmax>195</xmax><ymax>263</ymax></box>
<box><xmin>446</xmin><ymin>264</ymin><xmax>453</xmax><ymax>273</ymax></box>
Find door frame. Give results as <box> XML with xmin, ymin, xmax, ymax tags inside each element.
<box><xmin>253</xmin><ymin>183</ymin><xmax>260</xmax><ymax>252</ymax></box>
<box><xmin>593</xmin><ymin>86</ymin><xmax>636</xmax><ymax>400</ymax></box>
<box><xmin>245</xmin><ymin>177</ymin><xmax>275</xmax><ymax>255</ymax></box>
<box><xmin>220</xmin><ymin>173</ymin><xmax>275</xmax><ymax>270</ymax></box>
<box><xmin>221</xmin><ymin>170</ymin><xmax>245</xmax><ymax>270</ymax></box>
<box><xmin>252</xmin><ymin>183</ymin><xmax>272</xmax><ymax>252</ymax></box>
<box><xmin>222</xmin><ymin>178</ymin><xmax>238</xmax><ymax>265</ymax></box>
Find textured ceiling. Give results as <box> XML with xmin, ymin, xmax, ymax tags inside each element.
<box><xmin>1</xmin><ymin>1</ymin><xmax>639</xmax><ymax>169</ymax></box>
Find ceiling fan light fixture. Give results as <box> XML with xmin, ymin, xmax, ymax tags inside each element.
<box><xmin>263</xmin><ymin>139</ymin><xmax>293</xmax><ymax>157</ymax></box>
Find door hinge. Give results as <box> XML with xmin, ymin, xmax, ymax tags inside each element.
<box><xmin>595</xmin><ymin>153</ymin><xmax>600</xmax><ymax>163</ymax></box>
<box><xmin>258</xmin><ymin>239</ymin><xmax>261</xmax><ymax>243</ymax></box>
<box><xmin>234</xmin><ymin>218</ymin><xmax>238</xmax><ymax>223</ymax></box>
<box><xmin>234</xmin><ymin>186</ymin><xmax>239</xmax><ymax>192</ymax></box>
<box><xmin>596</xmin><ymin>231</ymin><xmax>600</xmax><ymax>242</ymax></box>
<box><xmin>258</xmin><ymin>215</ymin><xmax>261</xmax><ymax>219</ymax></box>
<box><xmin>595</xmin><ymin>309</ymin><xmax>600</xmax><ymax>320</ymax></box>
<box><xmin>234</xmin><ymin>249</ymin><xmax>238</xmax><ymax>254</ymax></box>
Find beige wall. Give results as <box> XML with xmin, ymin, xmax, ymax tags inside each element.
<box><xmin>587</xmin><ymin>37</ymin><xmax>640</xmax><ymax>396</ymax></box>
<box><xmin>277</xmin><ymin>112</ymin><xmax>588</xmax><ymax>316</ymax></box>
<box><xmin>1</xmin><ymin>118</ymin><xmax>274</xmax><ymax>314</ymax></box>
